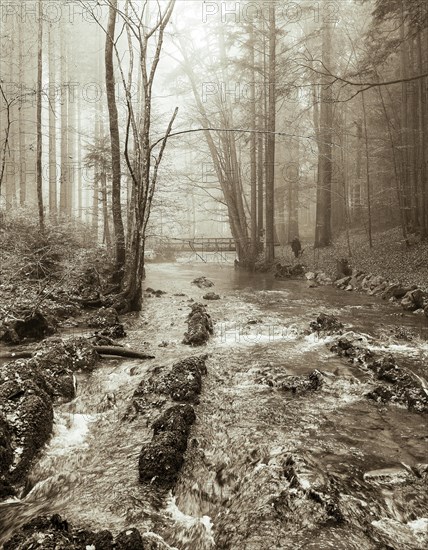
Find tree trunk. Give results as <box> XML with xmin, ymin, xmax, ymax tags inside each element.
<box><xmin>314</xmin><ymin>18</ymin><xmax>333</xmax><ymax>248</ymax></box>
<box><xmin>265</xmin><ymin>1</ymin><xmax>276</xmax><ymax>262</ymax></box>
<box><xmin>48</xmin><ymin>22</ymin><xmax>57</xmax><ymax>218</ymax></box>
<box><xmin>18</xmin><ymin>16</ymin><xmax>26</xmax><ymax>207</ymax></box>
<box><xmin>249</xmin><ymin>24</ymin><xmax>257</xmax><ymax>262</ymax></box>
<box><xmin>417</xmin><ymin>32</ymin><xmax>427</xmax><ymax>237</ymax></box>
<box><xmin>105</xmin><ymin>0</ymin><xmax>126</xmax><ymax>281</ymax></box>
<box><xmin>59</xmin><ymin>26</ymin><xmax>68</xmax><ymax>216</ymax></box>
<box><xmin>36</xmin><ymin>0</ymin><xmax>44</xmax><ymax>232</ymax></box>
<box><xmin>361</xmin><ymin>90</ymin><xmax>372</xmax><ymax>247</ymax></box>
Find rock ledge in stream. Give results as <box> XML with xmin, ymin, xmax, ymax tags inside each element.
<box><xmin>3</xmin><ymin>514</ymin><xmax>169</xmax><ymax>549</ymax></box>
<box><xmin>330</xmin><ymin>337</ymin><xmax>428</xmax><ymax>413</ymax></box>
<box><xmin>309</xmin><ymin>313</ymin><xmax>344</xmax><ymax>334</ymax></box>
<box><xmin>0</xmin><ymin>338</ymin><xmax>100</xmax><ymax>494</ymax></box>
<box><xmin>182</xmin><ymin>303</ymin><xmax>213</xmax><ymax>346</ymax></box>
<box><xmin>139</xmin><ymin>403</ymin><xmax>196</xmax><ymax>485</ymax></box>
<box><xmin>127</xmin><ymin>354</ymin><xmax>208</xmax><ymax>418</ymax></box>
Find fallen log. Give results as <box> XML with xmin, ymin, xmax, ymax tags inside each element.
<box><xmin>0</xmin><ymin>346</ymin><xmax>154</xmax><ymax>360</ymax></box>
<box><xmin>94</xmin><ymin>346</ymin><xmax>155</xmax><ymax>359</ymax></box>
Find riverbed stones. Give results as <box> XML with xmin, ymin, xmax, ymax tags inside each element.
<box><xmin>182</xmin><ymin>303</ymin><xmax>213</xmax><ymax>346</ymax></box>
<box><xmin>330</xmin><ymin>334</ymin><xmax>428</xmax><ymax>413</ymax></box>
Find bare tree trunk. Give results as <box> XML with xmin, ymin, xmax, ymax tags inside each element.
<box><xmin>249</xmin><ymin>23</ymin><xmax>257</xmax><ymax>262</ymax></box>
<box><xmin>417</xmin><ymin>32</ymin><xmax>427</xmax><ymax>237</ymax></box>
<box><xmin>287</xmin><ymin>133</ymin><xmax>299</xmax><ymax>241</ymax></box>
<box><xmin>265</xmin><ymin>1</ymin><xmax>276</xmax><ymax>262</ymax></box>
<box><xmin>314</xmin><ymin>18</ymin><xmax>333</xmax><ymax>248</ymax></box>
<box><xmin>48</xmin><ymin>21</ymin><xmax>57</xmax><ymax>218</ymax></box>
<box><xmin>400</xmin><ymin>7</ymin><xmax>410</xmax><ymax>229</ymax></box>
<box><xmin>101</xmin><ymin>170</ymin><xmax>112</xmax><ymax>250</ymax></box>
<box><xmin>36</xmin><ymin>0</ymin><xmax>44</xmax><ymax>232</ymax></box>
<box><xmin>77</xmin><ymin>95</ymin><xmax>83</xmax><ymax>220</ymax></box>
<box><xmin>92</xmin><ymin>107</ymin><xmax>100</xmax><ymax>239</ymax></box>
<box><xmin>59</xmin><ymin>26</ymin><xmax>68</xmax><ymax>216</ymax></box>
<box><xmin>5</xmin><ymin>16</ymin><xmax>16</xmax><ymax>208</ymax></box>
<box><xmin>18</xmin><ymin>17</ymin><xmax>26</xmax><ymax>207</ymax></box>
<box><xmin>105</xmin><ymin>0</ymin><xmax>126</xmax><ymax>281</ymax></box>
<box><xmin>377</xmin><ymin>85</ymin><xmax>409</xmax><ymax>242</ymax></box>
<box><xmin>361</xmin><ymin>90</ymin><xmax>373</xmax><ymax>247</ymax></box>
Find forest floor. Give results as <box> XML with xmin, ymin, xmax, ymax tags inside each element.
<box><xmin>279</xmin><ymin>226</ymin><xmax>428</xmax><ymax>292</ymax></box>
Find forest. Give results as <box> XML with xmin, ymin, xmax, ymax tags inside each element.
<box><xmin>0</xmin><ymin>0</ymin><xmax>427</xmax><ymax>309</ymax></box>
<box><xmin>0</xmin><ymin>1</ymin><xmax>427</xmax><ymax>549</ymax></box>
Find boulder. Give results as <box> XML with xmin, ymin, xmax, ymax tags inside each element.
<box><xmin>274</xmin><ymin>263</ymin><xmax>306</xmax><ymax>279</ymax></box>
<box><xmin>0</xmin><ymin>377</ymin><xmax>54</xmax><ymax>482</ymax></box>
<box><xmin>315</xmin><ymin>272</ymin><xmax>332</xmax><ymax>285</ymax></box>
<box><xmin>164</xmin><ymin>355</ymin><xmax>208</xmax><ymax>403</ymax></box>
<box><xmin>145</xmin><ymin>288</ymin><xmax>167</xmax><ymax>297</ymax></box>
<box><xmin>369</xmin><ymin>281</ymin><xmax>388</xmax><ymax>295</ymax></box>
<box><xmin>278</xmin><ymin>370</ymin><xmax>324</xmax><ymax>394</ymax></box>
<box><xmin>309</xmin><ymin>313</ymin><xmax>344</xmax><ymax>334</ymax></box>
<box><xmin>3</xmin><ymin>514</ymin><xmax>115</xmax><ymax>550</ymax></box>
<box><xmin>401</xmin><ymin>289</ymin><xmax>425</xmax><ymax>311</ymax></box>
<box><xmin>381</xmin><ymin>283</ymin><xmax>406</xmax><ymax>301</ymax></box>
<box><xmin>152</xmin><ymin>403</ymin><xmax>196</xmax><ymax>438</ymax></box>
<box><xmin>203</xmin><ymin>292</ymin><xmax>220</xmax><ymax>300</ymax></box>
<box><xmin>88</xmin><ymin>307</ymin><xmax>120</xmax><ymax>328</ymax></box>
<box><xmin>126</xmin><ymin>355</ymin><xmax>207</xmax><ymax>419</ymax></box>
<box><xmin>192</xmin><ymin>276</ymin><xmax>214</xmax><ymax>288</ymax></box>
<box><xmin>182</xmin><ymin>303</ymin><xmax>213</xmax><ymax>346</ymax></box>
<box><xmin>0</xmin><ymin>310</ymin><xmax>55</xmax><ymax>345</ymax></box>
<box><xmin>139</xmin><ymin>404</ymin><xmax>196</xmax><ymax>485</ymax></box>
<box><xmin>0</xmin><ymin>339</ymin><xmax>99</xmax><ymax>488</ymax></box>
<box><xmin>335</xmin><ymin>276</ymin><xmax>351</xmax><ymax>288</ymax></box>
<box><xmin>116</xmin><ymin>528</ymin><xmax>145</xmax><ymax>550</ymax></box>
<box><xmin>305</xmin><ymin>271</ymin><xmax>316</xmax><ymax>280</ymax></box>
<box><xmin>369</xmin><ymin>275</ymin><xmax>384</xmax><ymax>289</ymax></box>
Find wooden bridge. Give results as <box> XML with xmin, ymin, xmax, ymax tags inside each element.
<box><xmin>166</xmin><ymin>237</ymin><xmax>237</xmax><ymax>252</ymax></box>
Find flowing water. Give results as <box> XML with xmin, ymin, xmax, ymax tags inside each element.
<box><xmin>1</xmin><ymin>261</ymin><xmax>427</xmax><ymax>549</ymax></box>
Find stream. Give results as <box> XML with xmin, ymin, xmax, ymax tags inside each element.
<box><xmin>0</xmin><ymin>261</ymin><xmax>427</xmax><ymax>549</ymax></box>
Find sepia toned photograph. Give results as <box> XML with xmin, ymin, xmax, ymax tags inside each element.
<box><xmin>0</xmin><ymin>1</ymin><xmax>427</xmax><ymax>548</ymax></box>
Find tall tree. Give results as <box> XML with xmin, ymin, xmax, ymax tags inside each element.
<box><xmin>314</xmin><ymin>18</ymin><xmax>333</xmax><ymax>247</ymax></box>
<box><xmin>36</xmin><ymin>0</ymin><xmax>44</xmax><ymax>231</ymax></box>
<box><xmin>48</xmin><ymin>20</ymin><xmax>57</xmax><ymax>217</ymax></box>
<box><xmin>105</xmin><ymin>0</ymin><xmax>125</xmax><ymax>280</ymax></box>
<box><xmin>265</xmin><ymin>1</ymin><xmax>276</xmax><ymax>262</ymax></box>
